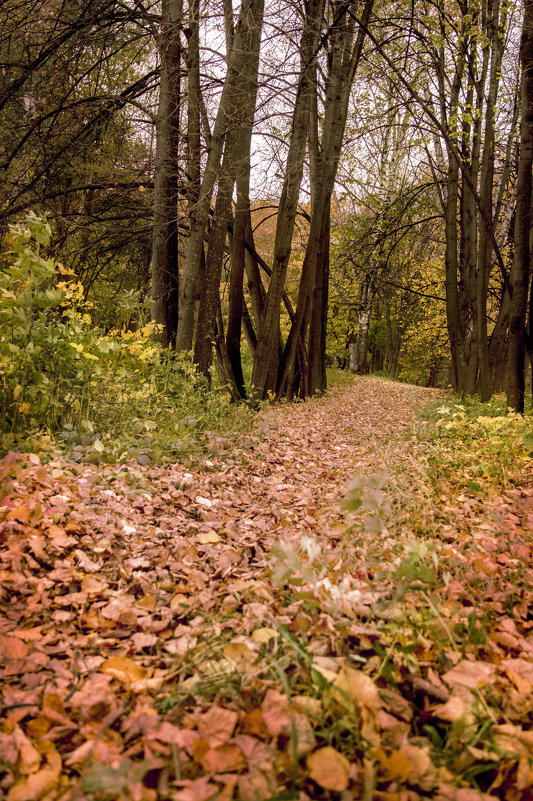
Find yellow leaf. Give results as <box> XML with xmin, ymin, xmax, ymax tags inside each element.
<box><xmin>223</xmin><ymin>642</ymin><xmax>256</xmax><ymax>669</ymax></box>
<box><xmin>197</xmin><ymin>530</ymin><xmax>221</xmax><ymax>544</ymax></box>
<box><xmin>251</xmin><ymin>627</ymin><xmax>277</xmax><ymax>644</ymax></box>
<box><xmin>308</xmin><ymin>747</ymin><xmax>350</xmax><ymax>791</ymax></box>
<box><xmin>170</xmin><ymin>593</ymin><xmax>189</xmax><ymax>610</ymax></box>
<box><xmin>331</xmin><ymin>666</ymin><xmax>381</xmax><ymax>746</ymax></box>
<box><xmin>80</xmin><ymin>575</ymin><xmax>107</xmax><ymax>594</ymax></box>
<box><xmin>376</xmin><ymin>747</ymin><xmax>412</xmax><ymax>781</ymax></box>
<box><xmin>13</xmin><ymin>384</ymin><xmax>22</xmax><ymax>399</ymax></box>
<box><xmin>292</xmin><ymin>695</ymin><xmax>323</xmax><ymax>719</ymax></box>
<box><xmin>101</xmin><ymin>656</ymin><xmax>146</xmax><ymax>683</ymax></box>
<box><xmin>332</xmin><ymin>665</ymin><xmax>381</xmax><ymax>710</ymax></box>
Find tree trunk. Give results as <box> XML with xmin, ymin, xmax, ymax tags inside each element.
<box><xmin>225</xmin><ymin>0</ymin><xmax>263</xmax><ymax>398</ymax></box>
<box><xmin>176</xmin><ymin>0</ymin><xmax>264</xmax><ymax>353</ymax></box>
<box><xmin>508</xmin><ymin>0</ymin><xmax>533</xmax><ymax>412</ymax></box>
<box><xmin>276</xmin><ymin>0</ymin><xmax>374</xmax><ymax>400</ymax></box>
<box><xmin>151</xmin><ymin>0</ymin><xmax>182</xmax><ymax>347</ymax></box>
<box><xmin>250</xmin><ymin>0</ymin><xmax>323</xmax><ymax>401</ymax></box>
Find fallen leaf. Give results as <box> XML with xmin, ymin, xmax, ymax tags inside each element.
<box><xmin>200</xmin><ymin>743</ymin><xmax>247</xmax><ymax>773</ymax></box>
<box><xmin>195</xmin><ymin>706</ymin><xmax>238</xmax><ymax>747</ymax></box>
<box><xmin>7</xmin><ymin>743</ymin><xmax>61</xmax><ymax>801</ymax></box>
<box><xmin>101</xmin><ymin>656</ymin><xmax>146</xmax><ymax>683</ymax></box>
<box><xmin>308</xmin><ymin>746</ymin><xmax>350</xmax><ymax>791</ymax></box>
<box><xmin>223</xmin><ymin>642</ymin><xmax>256</xmax><ymax>669</ymax></box>
<box><xmin>442</xmin><ymin>660</ymin><xmax>496</xmax><ymax>690</ymax></box>
<box><xmin>432</xmin><ymin>694</ymin><xmax>468</xmax><ymax>722</ymax></box>
<box><xmin>197</xmin><ymin>530</ymin><xmax>221</xmax><ymax>544</ymax></box>
<box><xmin>261</xmin><ymin>689</ymin><xmax>291</xmax><ymax>736</ymax></box>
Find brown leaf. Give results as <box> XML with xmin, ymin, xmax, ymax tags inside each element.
<box><xmin>237</xmin><ymin>769</ymin><xmax>277</xmax><ymax>801</ymax></box>
<box><xmin>442</xmin><ymin>660</ymin><xmax>496</xmax><ymax>690</ymax></box>
<box><xmin>199</xmin><ymin>743</ymin><xmax>247</xmax><ymax>773</ymax></box>
<box><xmin>432</xmin><ymin>694</ymin><xmax>468</xmax><ymax>723</ymax></box>
<box><xmin>173</xmin><ymin>776</ymin><xmax>219</xmax><ymax>801</ymax></box>
<box><xmin>195</xmin><ymin>707</ymin><xmax>238</xmax><ymax>747</ymax></box>
<box><xmin>239</xmin><ymin>708</ymin><xmax>270</xmax><ymax>739</ymax></box>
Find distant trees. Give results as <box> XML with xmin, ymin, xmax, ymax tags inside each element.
<box><xmin>330</xmin><ymin>0</ymin><xmax>532</xmax><ymax>407</ymax></box>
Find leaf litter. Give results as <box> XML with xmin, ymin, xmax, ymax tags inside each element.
<box><xmin>1</xmin><ymin>377</ymin><xmax>533</xmax><ymax>800</ymax></box>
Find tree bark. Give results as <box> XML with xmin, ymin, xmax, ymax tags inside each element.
<box><xmin>176</xmin><ymin>0</ymin><xmax>264</xmax><ymax>353</ymax></box>
<box><xmin>276</xmin><ymin>0</ymin><xmax>374</xmax><ymax>400</ymax></box>
<box><xmin>507</xmin><ymin>0</ymin><xmax>533</xmax><ymax>412</ymax></box>
<box><xmin>151</xmin><ymin>0</ymin><xmax>182</xmax><ymax>347</ymax></box>
<box><xmin>250</xmin><ymin>0</ymin><xmax>323</xmax><ymax>401</ymax></box>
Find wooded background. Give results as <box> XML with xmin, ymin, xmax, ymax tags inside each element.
<box><xmin>2</xmin><ymin>0</ymin><xmax>533</xmax><ymax>410</ymax></box>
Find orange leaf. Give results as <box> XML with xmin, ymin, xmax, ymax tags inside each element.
<box><xmin>0</xmin><ymin>635</ymin><xmax>28</xmax><ymax>660</ymax></box>
<box><xmin>12</xmin><ymin>727</ymin><xmax>40</xmax><ymax>775</ymax></box>
<box><xmin>308</xmin><ymin>746</ymin><xmax>350</xmax><ymax>792</ymax></box>
<box><xmin>7</xmin><ymin>743</ymin><xmax>61</xmax><ymax>801</ymax></box>
<box><xmin>101</xmin><ymin>656</ymin><xmax>146</xmax><ymax>683</ymax></box>
<box><xmin>261</xmin><ymin>689</ymin><xmax>291</xmax><ymax>736</ymax></box>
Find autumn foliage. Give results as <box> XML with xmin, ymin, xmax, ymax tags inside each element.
<box><xmin>2</xmin><ymin>378</ymin><xmax>533</xmax><ymax>800</ymax></box>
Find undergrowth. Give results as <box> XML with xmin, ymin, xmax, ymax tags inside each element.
<box><xmin>0</xmin><ymin>214</ymin><xmax>253</xmax><ymax>464</ymax></box>
<box><xmin>416</xmin><ymin>394</ymin><xmax>533</xmax><ymax>497</ymax></box>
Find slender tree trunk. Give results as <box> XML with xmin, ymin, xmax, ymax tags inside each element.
<box><xmin>225</xmin><ymin>0</ymin><xmax>263</xmax><ymax>398</ymax></box>
<box><xmin>193</xmin><ymin>141</ymin><xmax>237</xmax><ymax>378</ymax></box>
<box><xmin>250</xmin><ymin>0</ymin><xmax>323</xmax><ymax>400</ymax></box>
<box><xmin>176</xmin><ymin>0</ymin><xmax>264</xmax><ymax>353</ymax></box>
<box><xmin>307</xmin><ymin>206</ymin><xmax>330</xmax><ymax>394</ymax></box>
<box><xmin>151</xmin><ymin>0</ymin><xmax>182</xmax><ymax>347</ymax></box>
<box><xmin>276</xmin><ymin>0</ymin><xmax>374</xmax><ymax>400</ymax></box>
<box><xmin>508</xmin><ymin>0</ymin><xmax>533</xmax><ymax>412</ymax></box>
<box><xmin>350</xmin><ymin>273</ymin><xmax>374</xmax><ymax>374</ymax></box>
<box><xmin>489</xmin><ymin>284</ymin><xmax>511</xmax><ymax>391</ymax></box>
<box><xmin>477</xmin><ymin>0</ymin><xmax>505</xmax><ymax>400</ymax></box>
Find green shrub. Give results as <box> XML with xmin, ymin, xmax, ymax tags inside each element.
<box><xmin>0</xmin><ymin>213</ymin><xmax>253</xmax><ymax>462</ymax></box>
<box><xmin>0</xmin><ymin>213</ymin><xmax>98</xmax><ymax>433</ymax></box>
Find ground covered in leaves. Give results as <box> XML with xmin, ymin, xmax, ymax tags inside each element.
<box><xmin>1</xmin><ymin>376</ymin><xmax>533</xmax><ymax>801</ymax></box>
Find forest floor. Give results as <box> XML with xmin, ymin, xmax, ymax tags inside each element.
<box><xmin>2</xmin><ymin>376</ymin><xmax>533</xmax><ymax>801</ymax></box>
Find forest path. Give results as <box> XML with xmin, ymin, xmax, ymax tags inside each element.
<box><xmin>12</xmin><ymin>376</ymin><xmax>526</xmax><ymax>801</ymax></box>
